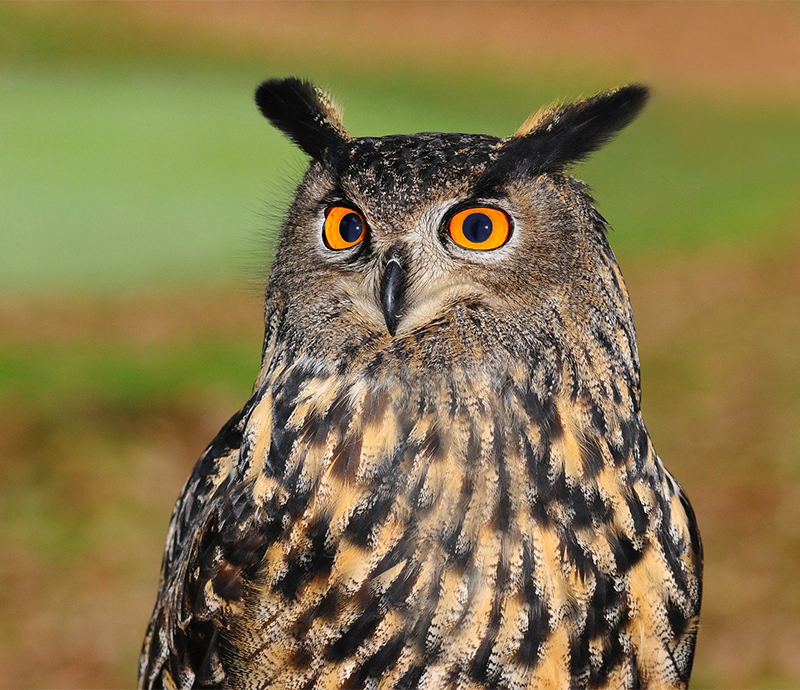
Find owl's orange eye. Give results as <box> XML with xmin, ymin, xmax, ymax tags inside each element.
<box><xmin>323</xmin><ymin>206</ymin><xmax>367</xmax><ymax>250</ymax></box>
<box><xmin>448</xmin><ymin>207</ymin><xmax>511</xmax><ymax>251</ymax></box>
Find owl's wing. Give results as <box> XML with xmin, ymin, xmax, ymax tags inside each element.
<box><xmin>138</xmin><ymin>398</ymin><xmax>257</xmax><ymax>690</ymax></box>
<box><xmin>660</xmin><ymin>468</ymin><xmax>704</xmax><ymax>681</ymax></box>
<box><xmin>666</xmin><ymin>469</ymin><xmax>704</xmax><ymax>578</ymax></box>
<box><xmin>678</xmin><ymin>484</ymin><xmax>703</xmax><ymax>576</ymax></box>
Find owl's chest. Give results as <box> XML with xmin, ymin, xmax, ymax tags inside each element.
<box><xmin>220</xmin><ymin>366</ymin><xmax>686</xmax><ymax>688</ymax></box>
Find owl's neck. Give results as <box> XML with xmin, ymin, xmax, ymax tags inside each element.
<box><xmin>252</xmin><ymin>300</ymin><xmax>646</xmax><ymax>488</ymax></box>
<box><xmin>259</xmin><ymin>289</ymin><xmax>641</xmax><ymax>401</ymax></box>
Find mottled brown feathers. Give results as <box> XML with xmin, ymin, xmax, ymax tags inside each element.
<box><xmin>140</xmin><ymin>79</ymin><xmax>701</xmax><ymax>689</ymax></box>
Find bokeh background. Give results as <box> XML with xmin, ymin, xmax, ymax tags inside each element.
<box><xmin>1</xmin><ymin>2</ymin><xmax>799</xmax><ymax>687</ymax></box>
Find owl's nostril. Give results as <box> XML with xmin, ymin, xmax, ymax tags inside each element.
<box><xmin>380</xmin><ymin>257</ymin><xmax>406</xmax><ymax>336</ymax></box>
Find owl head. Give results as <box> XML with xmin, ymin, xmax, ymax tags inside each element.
<box><xmin>255</xmin><ymin>78</ymin><xmax>648</xmax><ymax>374</ymax></box>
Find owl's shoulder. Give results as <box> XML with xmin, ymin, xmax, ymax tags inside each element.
<box><xmin>138</xmin><ymin>399</ymin><xmax>257</xmax><ymax>688</ymax></box>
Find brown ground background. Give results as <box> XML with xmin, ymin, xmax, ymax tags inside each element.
<box><xmin>2</xmin><ymin>2</ymin><xmax>800</xmax><ymax>688</ymax></box>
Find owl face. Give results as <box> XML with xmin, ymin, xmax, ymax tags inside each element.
<box><xmin>257</xmin><ymin>79</ymin><xmax>648</xmax><ymax>362</ymax></box>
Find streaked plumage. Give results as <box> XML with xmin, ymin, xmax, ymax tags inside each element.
<box><xmin>140</xmin><ymin>78</ymin><xmax>702</xmax><ymax>689</ymax></box>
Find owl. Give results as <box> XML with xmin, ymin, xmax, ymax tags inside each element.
<box><xmin>139</xmin><ymin>78</ymin><xmax>702</xmax><ymax>689</ymax></box>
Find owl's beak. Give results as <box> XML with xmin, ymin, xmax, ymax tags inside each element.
<box><xmin>380</xmin><ymin>256</ymin><xmax>406</xmax><ymax>336</ymax></box>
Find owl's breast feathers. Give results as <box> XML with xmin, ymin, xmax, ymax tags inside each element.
<box><xmin>139</xmin><ymin>316</ymin><xmax>702</xmax><ymax>690</ymax></box>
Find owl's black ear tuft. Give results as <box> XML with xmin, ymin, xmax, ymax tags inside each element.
<box><xmin>255</xmin><ymin>77</ymin><xmax>349</xmax><ymax>160</ymax></box>
<box><xmin>479</xmin><ymin>84</ymin><xmax>649</xmax><ymax>190</ymax></box>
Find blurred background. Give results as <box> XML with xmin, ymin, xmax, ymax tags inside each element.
<box><xmin>1</xmin><ymin>2</ymin><xmax>799</xmax><ymax>687</ymax></box>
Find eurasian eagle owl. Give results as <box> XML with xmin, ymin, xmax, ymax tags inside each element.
<box><xmin>140</xmin><ymin>78</ymin><xmax>702</xmax><ymax>690</ymax></box>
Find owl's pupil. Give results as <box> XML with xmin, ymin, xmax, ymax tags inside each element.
<box><xmin>462</xmin><ymin>212</ymin><xmax>493</xmax><ymax>244</ymax></box>
<box><xmin>339</xmin><ymin>213</ymin><xmax>363</xmax><ymax>243</ymax></box>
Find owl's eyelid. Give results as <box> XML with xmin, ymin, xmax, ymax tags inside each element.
<box><xmin>323</xmin><ymin>203</ymin><xmax>366</xmax><ymax>223</ymax></box>
<box><xmin>320</xmin><ymin>189</ymin><xmax>364</xmax><ymax>215</ymax></box>
<box><xmin>442</xmin><ymin>197</ymin><xmax>512</xmax><ymax>220</ymax></box>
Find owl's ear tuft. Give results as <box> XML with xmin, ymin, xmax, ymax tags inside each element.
<box><xmin>480</xmin><ymin>85</ymin><xmax>649</xmax><ymax>189</ymax></box>
<box><xmin>255</xmin><ymin>77</ymin><xmax>349</xmax><ymax>160</ymax></box>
